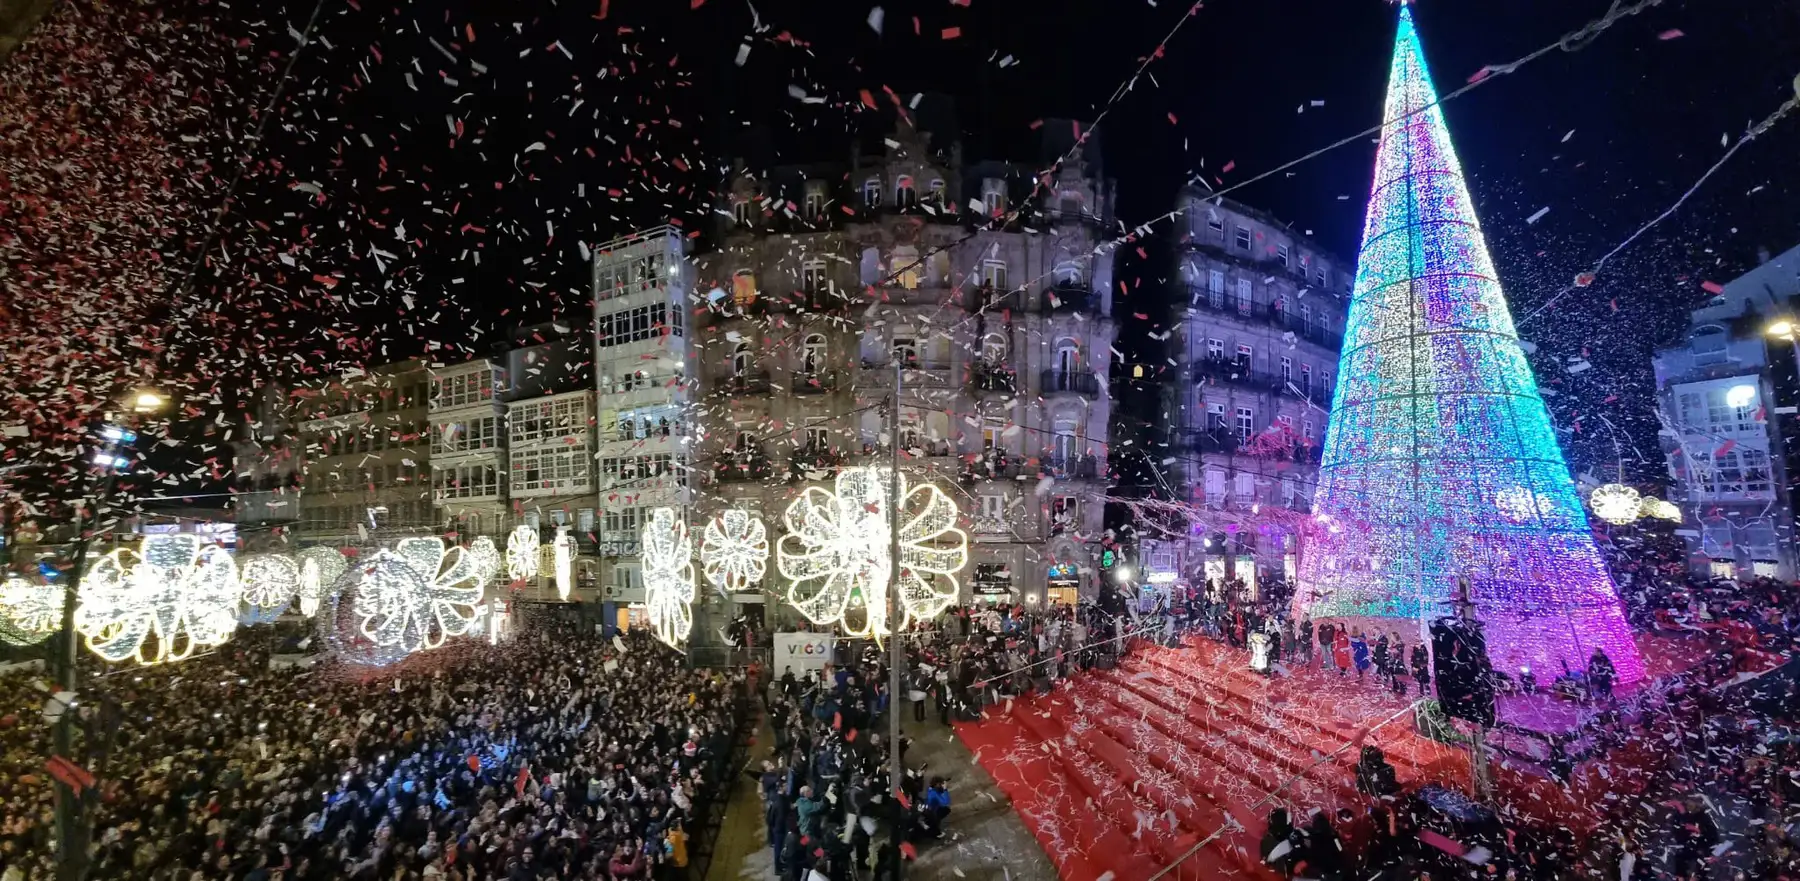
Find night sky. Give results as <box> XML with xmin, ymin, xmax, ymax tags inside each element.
<box><xmin>5</xmin><ymin>0</ymin><xmax>1798</xmax><ymax>511</ymax></box>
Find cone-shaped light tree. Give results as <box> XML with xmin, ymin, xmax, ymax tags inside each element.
<box><xmin>1296</xmin><ymin>4</ymin><xmax>1645</xmax><ymax>684</ymax></box>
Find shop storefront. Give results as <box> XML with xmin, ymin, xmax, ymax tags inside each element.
<box><xmin>1045</xmin><ymin>563</ymin><xmax>1081</xmax><ymax>605</ymax></box>
<box><xmin>972</xmin><ymin>563</ymin><xmax>1013</xmax><ymax>602</ymax></box>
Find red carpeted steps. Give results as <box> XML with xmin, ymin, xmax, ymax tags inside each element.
<box><xmin>958</xmin><ymin>637</ymin><xmax>1474</xmax><ymax>881</ymax></box>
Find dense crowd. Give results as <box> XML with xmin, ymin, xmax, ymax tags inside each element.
<box><xmin>0</xmin><ymin>623</ymin><xmax>747</xmax><ymax>881</ymax></box>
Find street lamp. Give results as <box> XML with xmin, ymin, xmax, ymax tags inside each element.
<box><xmin>50</xmin><ymin>388</ymin><xmax>165</xmax><ymax>881</ymax></box>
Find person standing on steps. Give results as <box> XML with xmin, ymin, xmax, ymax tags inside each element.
<box><xmin>1411</xmin><ymin>642</ymin><xmax>1431</xmax><ymax>696</ymax></box>
<box><xmin>1317</xmin><ymin>620</ymin><xmax>1337</xmax><ymax>671</ymax></box>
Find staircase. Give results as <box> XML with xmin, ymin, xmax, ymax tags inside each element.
<box><xmin>956</xmin><ymin>637</ymin><xmax>1469</xmax><ymax>881</ymax></box>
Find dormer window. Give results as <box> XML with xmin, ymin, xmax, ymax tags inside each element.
<box><xmin>895</xmin><ymin>175</ymin><xmax>917</xmax><ymax>209</ymax></box>
<box><xmin>863</xmin><ymin>177</ymin><xmax>882</xmax><ymax>208</ymax></box>
<box><xmin>803</xmin><ymin>183</ymin><xmax>827</xmax><ymax>219</ymax></box>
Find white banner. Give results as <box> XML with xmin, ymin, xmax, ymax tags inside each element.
<box><xmin>773</xmin><ymin>632</ymin><xmax>835</xmax><ymax>675</ymax></box>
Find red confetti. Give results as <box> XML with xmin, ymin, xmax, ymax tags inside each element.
<box><xmin>1657</xmin><ymin>28</ymin><xmax>1685</xmax><ymax>40</ymax></box>
<box><xmin>941</xmin><ymin>27</ymin><xmax>961</xmax><ymax>39</ymax></box>
<box><xmin>1700</xmin><ymin>280</ymin><xmax>1724</xmax><ymax>294</ymax></box>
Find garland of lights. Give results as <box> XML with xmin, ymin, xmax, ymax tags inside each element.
<box><xmin>74</xmin><ymin>534</ymin><xmax>240</xmax><ymax>665</ymax></box>
<box><xmin>700</xmin><ymin>509</ymin><xmax>769</xmax><ymax>597</ymax></box>
<box><xmin>506</xmin><ymin>525</ymin><xmax>540</xmax><ymax>582</ymax></box>
<box><xmin>640</xmin><ymin>508</ymin><xmax>695</xmax><ymax>647</ymax></box>
<box><xmin>1295</xmin><ymin>4</ymin><xmax>1644</xmax><ymax>684</ymax></box>
<box><xmin>552</xmin><ymin>527</ymin><xmax>575</xmax><ymax>601</ymax></box>
<box><xmin>0</xmin><ymin>577</ymin><xmax>60</xmax><ymax>646</ymax></box>
<box><xmin>295</xmin><ymin>547</ymin><xmax>348</xmax><ymax>617</ymax></box>
<box><xmin>1589</xmin><ymin>484</ymin><xmax>1643</xmax><ymax>526</ymax></box>
<box><xmin>776</xmin><ymin>467</ymin><xmax>967</xmax><ymax>638</ymax></box>
<box><xmin>351</xmin><ymin>537</ymin><xmax>486</xmax><ymax>660</ymax></box>
<box><xmin>238</xmin><ymin>553</ymin><xmax>300</xmax><ymax>624</ymax></box>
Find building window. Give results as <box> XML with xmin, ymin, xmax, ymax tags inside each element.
<box><xmin>979</xmin><ymin>493</ymin><xmax>1005</xmax><ymax>522</ymax></box>
<box><xmin>892</xmin><ymin>246</ymin><xmax>920</xmax><ymax>290</ymax></box>
<box><xmin>981</xmin><ymin>260</ymin><xmax>1008</xmax><ymax>291</ymax></box>
<box><xmin>803</xmin><ymin>184</ymin><xmax>827</xmax><ymax>219</ymax></box>
<box><xmin>1207</xmin><ymin>402</ymin><xmax>1227</xmax><ymax>430</ymax></box>
<box><xmin>863</xmin><ymin>177</ymin><xmax>882</xmax><ymax>208</ymax></box>
<box><xmin>1207</xmin><ymin>216</ymin><xmax>1225</xmax><ymax>243</ymax></box>
<box><xmin>1236</xmin><ymin>407</ymin><xmax>1254</xmax><ymax>438</ymax></box>
<box><xmin>733</xmin><ymin>198</ymin><xmax>753</xmax><ymax>227</ymax></box>
<box><xmin>1206</xmin><ymin>338</ymin><xmax>1224</xmax><ymax>360</ymax></box>
<box><xmin>511</xmin><ymin>397</ymin><xmax>588</xmax><ymax>446</ymax></box>
<box><xmin>1280</xmin><ymin>357</ymin><xmax>1292</xmax><ymax>385</ymax></box>
<box><xmin>732</xmin><ymin>342</ymin><xmax>754</xmax><ymax>376</ymax></box>
<box><xmin>1050</xmin><ymin>496</ymin><xmax>1076</xmax><ymax>534</ymax></box>
<box><xmin>1207</xmin><ymin>270</ymin><xmax>1225</xmax><ymax>308</ymax></box>
<box><xmin>801</xmin><ymin>334</ymin><xmax>826</xmax><ymax>374</ymax></box>
<box><xmin>981</xmin><ymin>178</ymin><xmax>1006</xmax><ymax>217</ymax></box>
<box><xmin>892</xmin><ymin>331</ymin><xmax>918</xmax><ymax>365</ymax></box>
<box><xmin>800</xmin><ymin>259</ymin><xmax>828</xmax><ymax>293</ymax></box>
<box><xmin>1299</xmin><ymin>303</ymin><xmax>1312</xmax><ymax>331</ymax></box>
<box><xmin>1276</xmin><ymin>244</ymin><xmax>1289</xmax><ymax>267</ymax></box>
<box><xmin>1235</xmin><ymin>226</ymin><xmax>1252</xmax><ymax>250</ymax></box>
<box><xmin>1204</xmin><ymin>468</ymin><xmax>1225</xmax><ymax>499</ymax></box>
<box><xmin>895</xmin><ymin>175</ymin><xmax>917</xmax><ymax>209</ymax></box>
<box><xmin>596</xmin><ymin>303</ymin><xmax>679</xmax><ymax>347</ymax></box>
<box><xmin>1235</xmin><ymin>344</ymin><xmax>1253</xmax><ymax>367</ymax></box>
<box><xmin>1300</xmin><ymin>365</ymin><xmax>1312</xmax><ymax>396</ymax></box>
<box><xmin>1314</xmin><ymin>268</ymin><xmax>1327</xmax><ymax>287</ymax></box>
<box><xmin>1235</xmin><ymin>279</ymin><xmax>1253</xmax><ymax>314</ymax></box>
<box><xmin>1235</xmin><ymin>472</ymin><xmax>1255</xmax><ymax>499</ymax></box>
<box><xmin>1273</xmin><ymin>294</ymin><xmax>1287</xmax><ymax>320</ymax></box>
<box><xmin>1303</xmin><ymin>418</ymin><xmax>1315</xmax><ymax>439</ymax></box>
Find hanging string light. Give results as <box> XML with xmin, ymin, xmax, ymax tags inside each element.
<box><xmin>641</xmin><ymin>508</ymin><xmax>695</xmax><ymax>647</ymax></box>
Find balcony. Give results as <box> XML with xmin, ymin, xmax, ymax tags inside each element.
<box><xmin>791</xmin><ymin>371</ymin><xmax>837</xmax><ymax>395</ymax></box>
<box><xmin>713</xmin><ymin>449</ymin><xmax>773</xmax><ymax>483</ymax></box>
<box><xmin>969</xmin><ymin>362</ymin><xmax>1017</xmax><ymax>395</ymax></box>
<box><xmin>1041</xmin><ymin>369</ymin><xmax>1101</xmax><ymax>397</ymax></box>
<box><xmin>1042</xmin><ymin>453</ymin><xmax>1100</xmax><ymax>480</ymax></box>
<box><xmin>859</xmin><ymin>358</ymin><xmax>956</xmax><ymax>390</ymax></box>
<box><xmin>1041</xmin><ymin>282</ymin><xmax>1095</xmax><ymax>314</ymax></box>
<box><xmin>960</xmin><ymin>453</ymin><xmax>1024</xmax><ymax>485</ymax></box>
<box><xmin>965</xmin><ymin>284</ymin><xmax>1020</xmax><ymax>314</ymax></box>
<box><xmin>789</xmin><ymin>446</ymin><xmax>847</xmax><ymax>482</ymax></box>
<box><xmin>1192</xmin><ymin>357</ymin><xmax>1285</xmax><ymax>394</ymax></box>
<box><xmin>721</xmin><ymin>370</ymin><xmax>773</xmax><ymax>395</ymax></box>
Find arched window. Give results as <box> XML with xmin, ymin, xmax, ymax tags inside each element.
<box><xmin>732</xmin><ymin>343</ymin><xmax>753</xmax><ymax>376</ymax></box>
<box><xmin>981</xmin><ymin>333</ymin><xmax>1007</xmax><ymax>365</ymax></box>
<box><xmin>1055</xmin><ymin>339</ymin><xmax>1080</xmax><ymax>375</ymax></box>
<box><xmin>732</xmin><ymin>198</ymin><xmax>753</xmax><ymax>227</ymax></box>
<box><xmin>731</xmin><ymin>269</ymin><xmax>757</xmax><ymax>306</ymax></box>
<box><xmin>1055</xmin><ymin>262</ymin><xmax>1083</xmax><ymax>286</ymax></box>
<box><xmin>863</xmin><ymin>177</ymin><xmax>882</xmax><ymax>208</ymax></box>
<box><xmin>895</xmin><ymin>175</ymin><xmax>917</xmax><ymax>209</ymax></box>
<box><xmin>802</xmin><ymin>334</ymin><xmax>826</xmax><ymax>374</ymax></box>
<box><xmin>981</xmin><ymin>178</ymin><xmax>1006</xmax><ymax>217</ymax></box>
<box><xmin>800</xmin><ymin>259</ymin><xmax>827</xmax><ymax>293</ymax></box>
<box><xmin>1052</xmin><ymin>414</ymin><xmax>1078</xmax><ymax>462</ymax></box>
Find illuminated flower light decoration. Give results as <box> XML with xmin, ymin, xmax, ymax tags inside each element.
<box><xmin>237</xmin><ymin>553</ymin><xmax>300</xmax><ymax>624</ymax></box>
<box><xmin>1639</xmin><ymin>496</ymin><xmax>1682</xmax><ymax>523</ymax></box>
<box><xmin>467</xmin><ymin>536</ymin><xmax>501</xmax><ymax>587</ymax></box>
<box><xmin>0</xmin><ymin>577</ymin><xmax>61</xmax><ymax>646</ymax></box>
<box><xmin>505</xmin><ymin>525</ymin><xmax>540</xmax><ymax>583</ymax></box>
<box><xmin>1588</xmin><ymin>484</ymin><xmax>1643</xmax><ymax>526</ymax></box>
<box><xmin>776</xmin><ymin>467</ymin><xmax>967</xmax><ymax>639</ymax></box>
<box><xmin>552</xmin><ymin>527</ymin><xmax>575</xmax><ymax>601</ymax></box>
<box><xmin>294</xmin><ymin>547</ymin><xmax>348</xmax><ymax>617</ymax></box>
<box><xmin>1294</xmin><ymin>4</ymin><xmax>1644</xmax><ymax>684</ymax></box>
<box><xmin>328</xmin><ymin>537</ymin><xmax>485</xmax><ymax>666</ymax></box>
<box><xmin>699</xmin><ymin>509</ymin><xmax>769</xmax><ymax>597</ymax></box>
<box><xmin>641</xmin><ymin>508</ymin><xmax>695</xmax><ymax>647</ymax></box>
<box><xmin>75</xmin><ymin>534</ymin><xmax>240</xmax><ymax>665</ymax></box>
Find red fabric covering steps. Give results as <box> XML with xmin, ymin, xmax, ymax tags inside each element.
<box><xmin>1134</xmin><ymin>643</ymin><xmax>1469</xmax><ymax>790</ymax></box>
<box><xmin>952</xmin><ymin>710</ymin><xmax>1109</xmax><ymax>881</ymax></box>
<box><xmin>1104</xmin><ymin>665</ymin><xmax>1363</xmax><ymax>803</ymax></box>
<box><xmin>1009</xmin><ymin>699</ymin><xmax>1172</xmax><ymax>881</ymax></box>
<box><xmin>1051</xmin><ymin>683</ymin><xmax>1279</xmax><ymax>879</ymax></box>
<box><xmin>1143</xmin><ymin>641</ymin><xmax>1469</xmax><ymax>787</ymax></box>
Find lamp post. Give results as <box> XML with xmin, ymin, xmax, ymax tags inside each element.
<box><xmin>51</xmin><ymin>389</ymin><xmax>164</xmax><ymax>881</ymax></box>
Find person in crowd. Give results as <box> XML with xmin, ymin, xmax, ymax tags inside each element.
<box><xmin>1317</xmin><ymin>620</ymin><xmax>1337</xmax><ymax>671</ymax></box>
<box><xmin>1332</xmin><ymin>625</ymin><xmax>1354</xmax><ymax>678</ymax></box>
<box><xmin>1587</xmin><ymin>647</ymin><xmax>1617</xmax><ymax>703</ymax></box>
<box><xmin>1260</xmin><ymin>808</ymin><xmax>1297</xmax><ymax>879</ymax></box>
<box><xmin>1410</xmin><ymin>642</ymin><xmax>1431</xmax><ymax>696</ymax></box>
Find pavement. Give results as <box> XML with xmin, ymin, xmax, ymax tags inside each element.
<box><xmin>704</xmin><ymin>701</ymin><xmax>1060</xmax><ymax>881</ymax></box>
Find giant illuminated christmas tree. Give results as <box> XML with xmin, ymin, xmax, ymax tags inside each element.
<box><xmin>1296</xmin><ymin>4</ymin><xmax>1645</xmax><ymax>684</ymax></box>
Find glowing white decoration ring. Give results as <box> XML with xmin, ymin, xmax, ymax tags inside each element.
<box><xmin>552</xmin><ymin>528</ymin><xmax>575</xmax><ymax>601</ymax></box>
<box><xmin>239</xmin><ymin>553</ymin><xmax>301</xmax><ymax>622</ymax></box>
<box><xmin>1638</xmin><ymin>496</ymin><xmax>1682</xmax><ymax>523</ymax></box>
<box><xmin>775</xmin><ymin>467</ymin><xmax>967</xmax><ymax>638</ymax></box>
<box><xmin>349</xmin><ymin>537</ymin><xmax>486</xmax><ymax>660</ymax></box>
<box><xmin>641</xmin><ymin>508</ymin><xmax>695</xmax><ymax>647</ymax></box>
<box><xmin>467</xmin><ymin>536</ymin><xmax>501</xmax><ymax>587</ymax></box>
<box><xmin>1589</xmin><ymin>484</ymin><xmax>1642</xmax><ymax>526</ymax></box>
<box><xmin>700</xmin><ymin>509</ymin><xmax>769</xmax><ymax>597</ymax></box>
<box><xmin>506</xmin><ymin>525</ymin><xmax>540</xmax><ymax>582</ymax></box>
